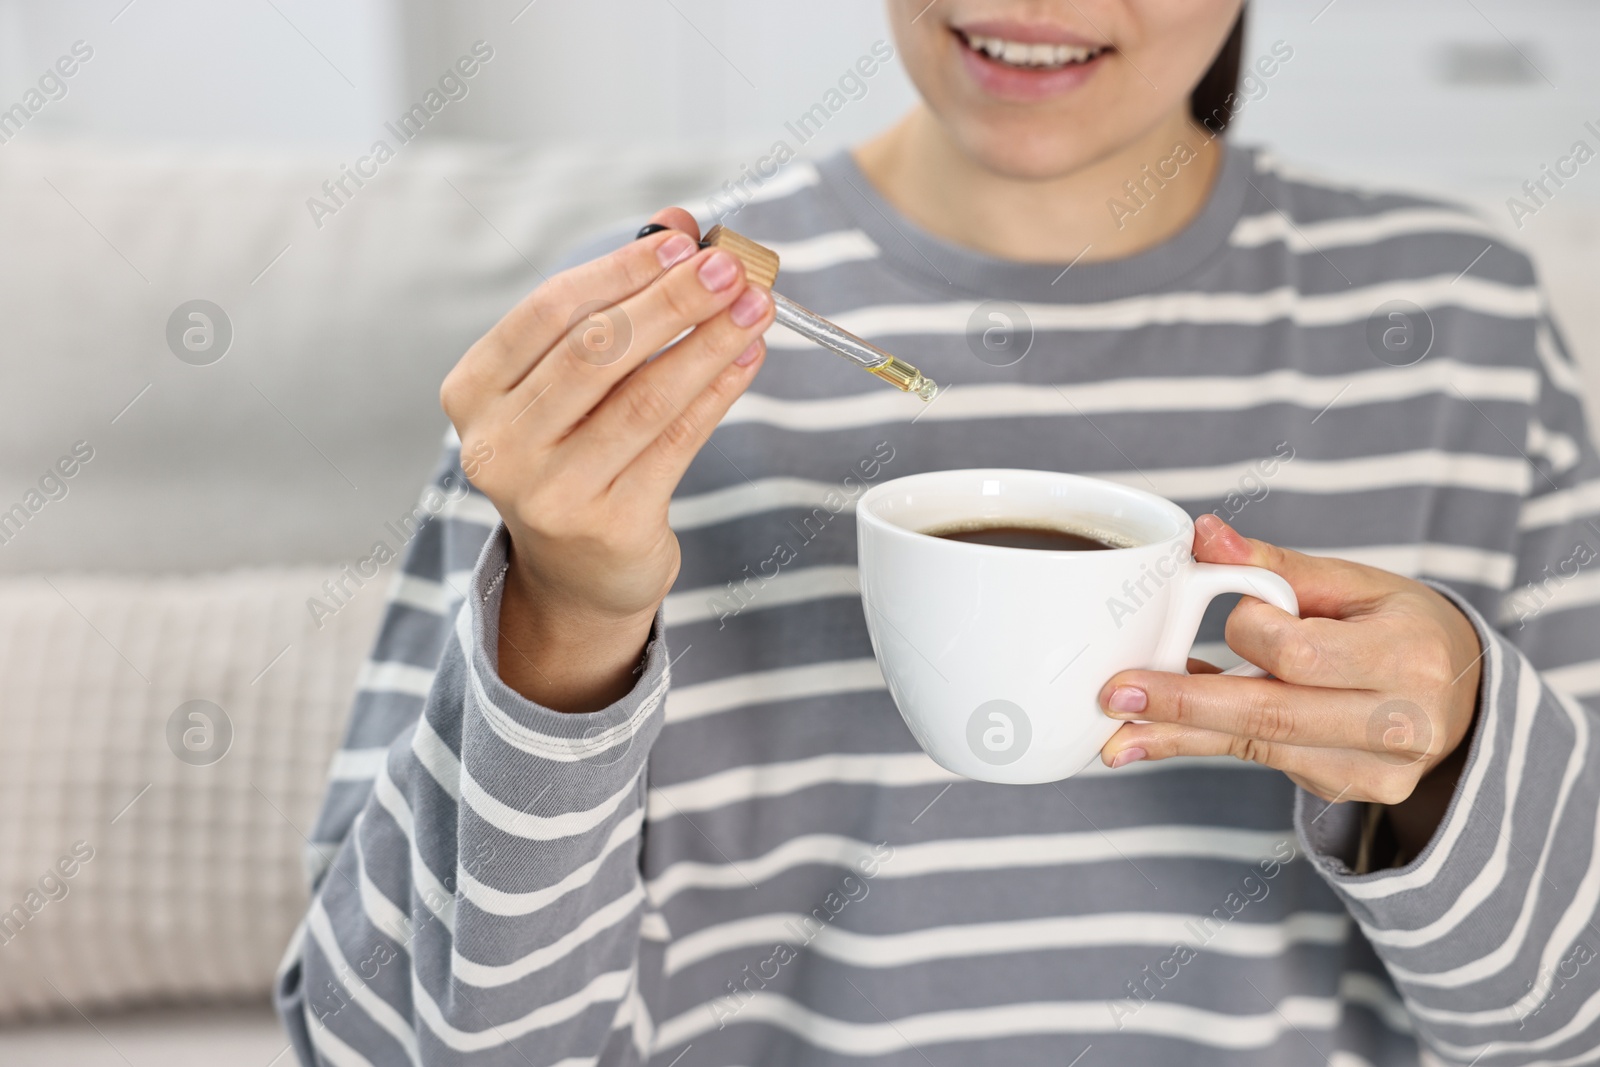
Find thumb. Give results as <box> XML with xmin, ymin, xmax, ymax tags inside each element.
<box><xmin>1192</xmin><ymin>514</ymin><xmax>1390</xmax><ymax>617</ymax></box>
<box><xmin>643</xmin><ymin>206</ymin><xmax>702</xmax><ymax>243</ymax></box>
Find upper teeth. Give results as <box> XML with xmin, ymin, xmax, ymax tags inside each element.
<box><xmin>964</xmin><ymin>34</ymin><xmax>1100</xmax><ymax>67</ymax></box>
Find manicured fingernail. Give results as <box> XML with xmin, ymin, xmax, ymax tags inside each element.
<box><xmin>698</xmin><ymin>250</ymin><xmax>739</xmax><ymax>291</ymax></box>
<box><xmin>730</xmin><ymin>286</ymin><xmax>769</xmax><ymax>327</ymax></box>
<box><xmin>1110</xmin><ymin>747</ymin><xmax>1146</xmax><ymax>768</ymax></box>
<box><xmin>1107</xmin><ymin>686</ymin><xmax>1146</xmax><ymax>716</ymax></box>
<box><xmin>734</xmin><ymin>339</ymin><xmax>762</xmax><ymax>366</ymax></box>
<box><xmin>656</xmin><ymin>232</ymin><xmax>695</xmax><ymax>269</ymax></box>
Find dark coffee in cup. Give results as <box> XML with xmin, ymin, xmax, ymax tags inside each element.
<box><xmin>928</xmin><ymin>523</ymin><xmax>1128</xmax><ymax>552</ymax></box>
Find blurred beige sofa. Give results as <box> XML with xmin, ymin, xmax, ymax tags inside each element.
<box><xmin>0</xmin><ymin>138</ymin><xmax>744</xmax><ymax>1064</ymax></box>
<box><xmin>0</xmin><ymin>138</ymin><xmax>1594</xmax><ymax>1064</ymax></box>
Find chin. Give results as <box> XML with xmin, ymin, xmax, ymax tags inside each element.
<box><xmin>945</xmin><ymin>114</ymin><xmax>1129</xmax><ymax>182</ymax></box>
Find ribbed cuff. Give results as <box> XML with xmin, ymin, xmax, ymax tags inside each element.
<box><xmin>461</xmin><ymin>522</ymin><xmax>670</xmax><ymax>789</ymax></box>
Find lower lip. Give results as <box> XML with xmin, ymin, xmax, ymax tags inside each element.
<box><xmin>955</xmin><ymin>34</ymin><xmax>1108</xmax><ymax>101</ymax></box>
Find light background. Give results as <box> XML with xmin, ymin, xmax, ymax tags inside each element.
<box><xmin>1</xmin><ymin>0</ymin><xmax>1596</xmax><ymax>193</ymax></box>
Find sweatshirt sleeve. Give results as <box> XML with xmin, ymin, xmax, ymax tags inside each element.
<box><xmin>1295</xmin><ymin>310</ymin><xmax>1600</xmax><ymax>1064</ymax></box>
<box><xmin>274</xmin><ymin>445</ymin><xmax>670</xmax><ymax>1066</ymax></box>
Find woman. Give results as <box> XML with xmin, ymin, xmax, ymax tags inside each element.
<box><xmin>277</xmin><ymin>2</ymin><xmax>1600</xmax><ymax>1064</ymax></box>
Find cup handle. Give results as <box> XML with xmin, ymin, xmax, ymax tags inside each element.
<box><xmin>1149</xmin><ymin>564</ymin><xmax>1300</xmax><ymax>677</ymax></box>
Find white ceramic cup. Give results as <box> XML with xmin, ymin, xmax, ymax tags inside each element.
<box><xmin>856</xmin><ymin>469</ymin><xmax>1300</xmax><ymax>784</ymax></box>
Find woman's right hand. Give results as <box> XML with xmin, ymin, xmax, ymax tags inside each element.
<box><xmin>439</xmin><ymin>208</ymin><xmax>773</xmax><ymax>712</ymax></box>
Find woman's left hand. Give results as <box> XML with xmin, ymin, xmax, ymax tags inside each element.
<box><xmin>1098</xmin><ymin>515</ymin><xmax>1485</xmax><ymax>829</ymax></box>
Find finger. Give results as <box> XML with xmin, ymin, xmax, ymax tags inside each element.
<box><xmin>450</xmin><ymin>219</ymin><xmax>703</xmax><ymax>400</ymax></box>
<box><xmin>1099</xmin><ymin>720</ymin><xmax>1379</xmax><ymax>800</ymax></box>
<box><xmin>1221</xmin><ymin>598</ymin><xmax>1382</xmax><ymax>689</ymax></box>
<box><xmin>1192</xmin><ymin>514</ymin><xmax>1404</xmax><ymax>619</ymax></box>
<box><xmin>610</xmin><ymin>337</ymin><xmax>767</xmax><ymax>507</ymax></box>
<box><xmin>559</xmin><ymin>286</ymin><xmax>774</xmax><ymax>482</ymax></box>
<box><xmin>1101</xmin><ymin>719</ymin><xmax>1299</xmax><ymax>769</ymax></box>
<box><xmin>1099</xmin><ymin>669</ymin><xmax>1373</xmax><ymax>749</ymax></box>
<box><xmin>508</xmin><ymin>245</ymin><xmax>754</xmax><ymax>433</ymax></box>
<box><xmin>1187</xmin><ymin>657</ymin><xmax>1222</xmax><ymax>675</ymax></box>
<box><xmin>1101</xmin><ymin>721</ymin><xmax>1415</xmax><ymax>806</ymax></box>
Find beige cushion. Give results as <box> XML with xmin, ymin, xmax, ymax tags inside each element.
<box><xmin>0</xmin><ymin>1006</ymin><xmax>285</xmax><ymax>1065</ymax></box>
<box><xmin>0</xmin><ymin>568</ymin><xmax>385</xmax><ymax>1021</ymax></box>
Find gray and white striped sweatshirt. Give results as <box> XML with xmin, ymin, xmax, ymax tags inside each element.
<box><xmin>275</xmin><ymin>143</ymin><xmax>1600</xmax><ymax>1067</ymax></box>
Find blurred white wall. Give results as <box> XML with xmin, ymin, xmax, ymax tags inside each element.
<box><xmin>1236</xmin><ymin>0</ymin><xmax>1600</xmax><ymax>194</ymax></box>
<box><xmin>0</xmin><ymin>0</ymin><xmax>912</xmax><ymax>159</ymax></box>
<box><xmin>395</xmin><ymin>0</ymin><xmax>915</xmax><ymax>157</ymax></box>
<box><xmin>0</xmin><ymin>0</ymin><xmax>405</xmax><ymax>146</ymax></box>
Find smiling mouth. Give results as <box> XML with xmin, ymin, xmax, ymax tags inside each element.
<box><xmin>952</xmin><ymin>27</ymin><xmax>1112</xmax><ymax>71</ymax></box>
